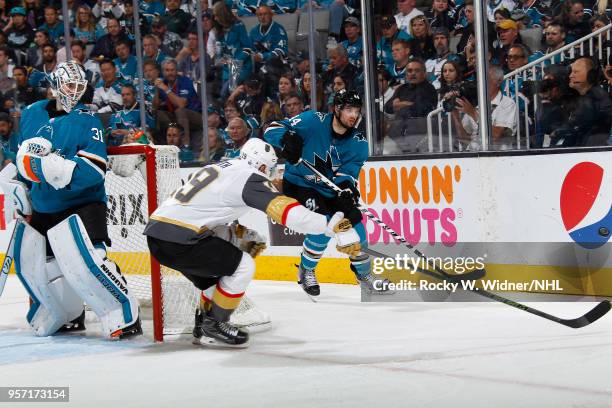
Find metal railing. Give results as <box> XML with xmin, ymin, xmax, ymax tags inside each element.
<box><xmin>426</xmin><ymin>23</ymin><xmax>611</xmax><ymax>152</ymax></box>
<box><xmin>426</xmin><ymin>107</ymin><xmax>453</xmax><ymax>152</ymax></box>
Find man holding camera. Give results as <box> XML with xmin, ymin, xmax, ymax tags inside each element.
<box><xmin>449</xmin><ymin>65</ymin><xmax>517</xmax><ymax>150</ymax></box>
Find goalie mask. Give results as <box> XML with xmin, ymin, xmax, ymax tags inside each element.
<box><xmin>51</xmin><ymin>61</ymin><xmax>88</xmax><ymax>113</ymax></box>
<box><xmin>240</xmin><ymin>138</ymin><xmax>278</xmax><ymax>178</ymax></box>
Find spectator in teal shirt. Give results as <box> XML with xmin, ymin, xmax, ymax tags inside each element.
<box><xmin>38</xmin><ymin>6</ymin><xmax>65</xmax><ymax>45</ymax></box>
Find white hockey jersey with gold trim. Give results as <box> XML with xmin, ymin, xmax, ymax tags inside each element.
<box><xmin>144</xmin><ymin>159</ymin><xmax>329</xmax><ymax>244</ymax></box>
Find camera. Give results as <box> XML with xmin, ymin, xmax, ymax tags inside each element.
<box><xmin>521</xmin><ymin>78</ymin><xmax>560</xmax><ymax>99</ymax></box>
<box><xmin>442</xmin><ymin>81</ymin><xmax>478</xmax><ymax>112</ymax></box>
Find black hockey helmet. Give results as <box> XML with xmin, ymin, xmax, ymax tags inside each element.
<box><xmin>333</xmin><ymin>89</ymin><xmax>362</xmax><ymax>110</ymax></box>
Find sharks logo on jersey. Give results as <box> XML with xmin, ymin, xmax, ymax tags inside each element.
<box><xmin>305</xmin><ymin>147</ymin><xmax>341</xmax><ymax>184</ymax></box>
<box><xmin>264</xmin><ymin>110</ymin><xmax>369</xmax><ymax>198</ymax></box>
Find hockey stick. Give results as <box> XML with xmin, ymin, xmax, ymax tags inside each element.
<box><xmin>0</xmin><ymin>218</ymin><xmax>21</xmax><ymax>298</ymax></box>
<box><xmin>298</xmin><ymin>159</ymin><xmax>611</xmax><ymax>328</ymax></box>
<box><xmin>362</xmin><ymin>247</ymin><xmax>485</xmax><ymax>283</ymax></box>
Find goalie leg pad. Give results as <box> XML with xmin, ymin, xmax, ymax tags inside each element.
<box><xmin>47</xmin><ymin>215</ymin><xmax>140</xmax><ymax>338</ymax></box>
<box><xmin>14</xmin><ymin>221</ymin><xmax>83</xmax><ymax>336</ymax></box>
<box><xmin>44</xmin><ymin>259</ymin><xmax>85</xmax><ymax>325</ymax></box>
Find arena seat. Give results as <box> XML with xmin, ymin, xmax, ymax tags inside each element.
<box><xmin>520</xmin><ymin>28</ymin><xmax>543</xmax><ymax>54</ymax></box>
<box><xmin>296</xmin><ymin>10</ymin><xmax>330</xmax><ymax>60</ymax></box>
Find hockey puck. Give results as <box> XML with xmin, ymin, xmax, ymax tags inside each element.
<box><xmin>599</xmin><ymin>227</ymin><xmax>610</xmax><ymax>237</ymax></box>
<box><xmin>121</xmin><ymin>227</ymin><xmax>128</xmax><ymax>238</ymax></box>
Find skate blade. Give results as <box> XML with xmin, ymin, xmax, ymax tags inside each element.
<box><xmin>192</xmin><ymin>336</ymin><xmax>250</xmax><ymax>349</ymax></box>
<box><xmin>300</xmin><ymin>291</ymin><xmax>318</xmax><ymax>303</ymax></box>
<box><xmin>298</xmin><ymin>283</ymin><xmax>320</xmax><ymax>302</ymax></box>
<box><xmin>360</xmin><ymin>282</ymin><xmax>396</xmax><ymax>296</ymax></box>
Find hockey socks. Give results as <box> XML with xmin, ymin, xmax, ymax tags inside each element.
<box><xmin>210</xmin><ymin>285</ymin><xmax>243</xmax><ymax>322</ymax></box>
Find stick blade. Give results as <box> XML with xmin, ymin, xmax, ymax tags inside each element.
<box><xmin>560</xmin><ymin>300</ymin><xmax>611</xmax><ymax>328</ymax></box>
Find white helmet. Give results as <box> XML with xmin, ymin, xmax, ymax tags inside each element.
<box><xmin>51</xmin><ymin>61</ymin><xmax>88</xmax><ymax>112</ymax></box>
<box><xmin>240</xmin><ymin>138</ymin><xmax>278</xmax><ymax>178</ymax></box>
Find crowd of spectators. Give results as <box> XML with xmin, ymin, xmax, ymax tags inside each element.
<box><xmin>376</xmin><ymin>0</ymin><xmax>611</xmax><ymax>151</ymax></box>
<box><xmin>0</xmin><ymin>0</ymin><xmax>610</xmax><ymax>167</ymax></box>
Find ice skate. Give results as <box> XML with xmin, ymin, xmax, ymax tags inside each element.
<box><xmin>297</xmin><ymin>264</ymin><xmax>320</xmax><ymax>297</ymax></box>
<box><xmin>56</xmin><ymin>310</ymin><xmax>86</xmax><ymax>333</ymax></box>
<box><xmin>193</xmin><ymin>309</ymin><xmax>249</xmax><ymax>348</ymax></box>
<box><xmin>110</xmin><ymin>315</ymin><xmax>143</xmax><ymax>340</ymax></box>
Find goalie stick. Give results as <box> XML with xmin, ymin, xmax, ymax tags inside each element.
<box><xmin>298</xmin><ymin>159</ymin><xmax>611</xmax><ymax>328</ymax></box>
<box><xmin>0</xmin><ymin>218</ymin><xmax>21</xmax><ymax>298</ymax></box>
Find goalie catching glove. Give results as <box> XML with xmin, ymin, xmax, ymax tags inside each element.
<box><xmin>17</xmin><ymin>137</ymin><xmax>76</xmax><ymax>190</ymax></box>
<box><xmin>325</xmin><ymin>211</ymin><xmax>361</xmax><ymax>257</ymax></box>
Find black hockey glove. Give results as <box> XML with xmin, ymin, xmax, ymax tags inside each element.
<box><xmin>280</xmin><ymin>130</ymin><xmax>303</xmax><ymax>165</ymax></box>
<box><xmin>334</xmin><ymin>180</ymin><xmax>362</xmax><ymax>226</ymax></box>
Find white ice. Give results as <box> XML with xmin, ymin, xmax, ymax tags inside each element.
<box><xmin>1</xmin><ymin>275</ymin><xmax>611</xmax><ymax>408</ymax></box>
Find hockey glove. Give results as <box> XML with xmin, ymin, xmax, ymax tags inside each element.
<box><xmin>17</xmin><ymin>137</ymin><xmax>52</xmax><ymax>158</ymax></box>
<box><xmin>234</xmin><ymin>224</ymin><xmax>267</xmax><ymax>258</ymax></box>
<box><xmin>17</xmin><ymin>138</ymin><xmax>76</xmax><ymax>189</ymax></box>
<box><xmin>280</xmin><ymin>130</ymin><xmax>303</xmax><ymax>165</ymax></box>
<box><xmin>242</xmin><ymin>241</ymin><xmax>267</xmax><ymax>258</ymax></box>
<box><xmin>326</xmin><ymin>212</ymin><xmax>361</xmax><ymax>257</ymax></box>
<box><xmin>334</xmin><ymin>180</ymin><xmax>362</xmax><ymax>226</ymax></box>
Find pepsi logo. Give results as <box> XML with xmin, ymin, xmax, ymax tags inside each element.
<box><xmin>560</xmin><ymin>162</ymin><xmax>611</xmax><ymax>249</ymax></box>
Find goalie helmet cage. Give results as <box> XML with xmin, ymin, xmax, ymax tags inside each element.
<box><xmin>106</xmin><ymin>144</ymin><xmax>199</xmax><ymax>342</ymax></box>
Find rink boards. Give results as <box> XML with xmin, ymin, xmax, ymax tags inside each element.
<box><xmin>0</xmin><ymin>150</ymin><xmax>610</xmax><ymax>296</ymax></box>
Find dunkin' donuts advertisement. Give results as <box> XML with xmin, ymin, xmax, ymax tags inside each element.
<box><xmin>266</xmin><ymin>159</ymin><xmax>481</xmax><ymax>248</ymax></box>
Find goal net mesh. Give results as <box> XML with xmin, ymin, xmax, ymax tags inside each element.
<box><xmin>105</xmin><ymin>145</ymin><xmax>199</xmax><ymax>340</ymax></box>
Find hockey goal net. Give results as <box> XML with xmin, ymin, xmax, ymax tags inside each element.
<box><xmin>106</xmin><ymin>144</ymin><xmax>198</xmax><ymax>341</ymax></box>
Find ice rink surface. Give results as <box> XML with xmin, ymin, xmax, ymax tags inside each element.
<box><xmin>1</xmin><ymin>275</ymin><xmax>612</xmax><ymax>408</ymax></box>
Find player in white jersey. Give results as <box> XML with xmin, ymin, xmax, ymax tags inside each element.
<box><xmin>144</xmin><ymin>138</ymin><xmax>361</xmax><ymax>348</ymax></box>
